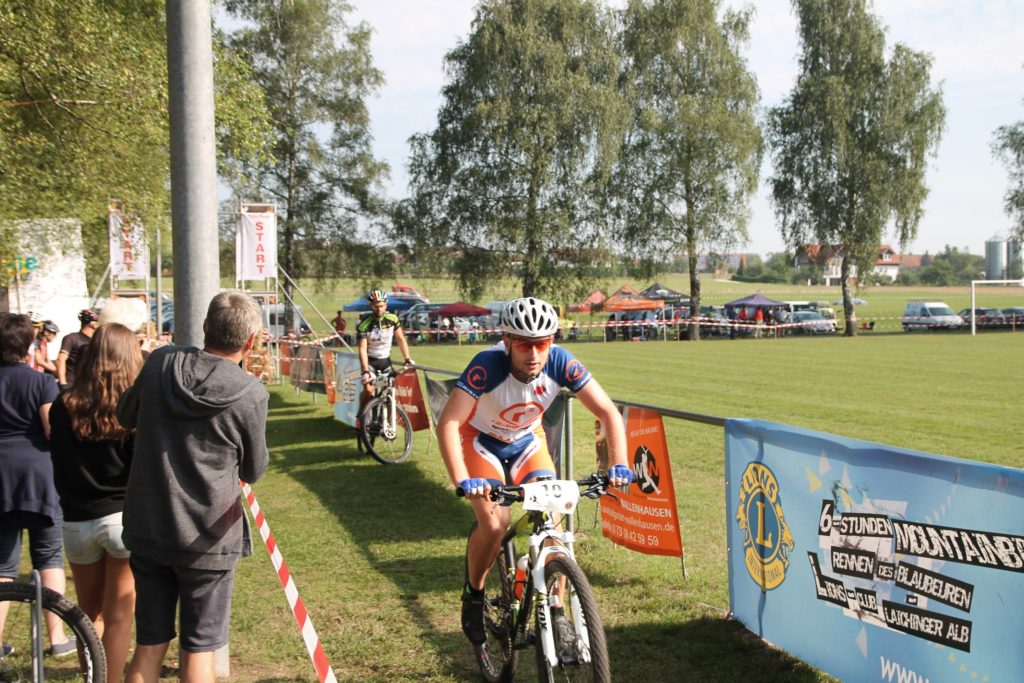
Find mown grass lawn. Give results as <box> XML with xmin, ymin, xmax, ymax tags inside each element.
<box><xmin>225</xmin><ymin>328</ymin><xmax>1019</xmax><ymax>681</ymax></box>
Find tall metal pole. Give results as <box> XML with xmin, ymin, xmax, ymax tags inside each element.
<box><xmin>166</xmin><ymin>0</ymin><xmax>219</xmax><ymax>348</ymax></box>
<box><xmin>166</xmin><ymin>3</ymin><xmax>229</xmax><ymax>674</ymax></box>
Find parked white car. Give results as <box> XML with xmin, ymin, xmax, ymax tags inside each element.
<box><xmin>901</xmin><ymin>301</ymin><xmax>964</xmax><ymax>331</ymax></box>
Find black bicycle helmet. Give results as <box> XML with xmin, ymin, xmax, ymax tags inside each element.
<box><xmin>78</xmin><ymin>309</ymin><xmax>99</xmax><ymax>324</ymax></box>
<box><xmin>41</xmin><ymin>320</ymin><xmax>59</xmax><ymax>334</ymax></box>
<box><xmin>501</xmin><ymin>297</ymin><xmax>559</xmax><ymax>338</ymax></box>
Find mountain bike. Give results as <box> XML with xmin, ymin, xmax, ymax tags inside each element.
<box><xmin>0</xmin><ymin>575</ymin><xmax>106</xmax><ymax>682</ymax></box>
<box><xmin>458</xmin><ymin>473</ymin><xmax>613</xmax><ymax>683</ymax></box>
<box><xmin>358</xmin><ymin>368</ymin><xmax>413</xmax><ymax>465</ymax></box>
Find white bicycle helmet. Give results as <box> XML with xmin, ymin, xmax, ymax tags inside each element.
<box><xmin>501</xmin><ymin>297</ymin><xmax>559</xmax><ymax>338</ymax></box>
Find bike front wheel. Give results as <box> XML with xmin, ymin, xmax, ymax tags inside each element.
<box><xmin>535</xmin><ymin>556</ymin><xmax>610</xmax><ymax>683</ymax></box>
<box><xmin>359</xmin><ymin>397</ymin><xmax>413</xmax><ymax>465</ymax></box>
<box><xmin>0</xmin><ymin>581</ymin><xmax>107</xmax><ymax>682</ymax></box>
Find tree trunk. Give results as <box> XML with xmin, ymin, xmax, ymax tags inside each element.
<box><xmin>686</xmin><ymin>221</ymin><xmax>701</xmax><ymax>340</ymax></box>
<box><xmin>841</xmin><ymin>254</ymin><xmax>856</xmax><ymax>337</ymax></box>
<box><xmin>283</xmin><ymin>151</ymin><xmax>297</xmax><ymax>332</ymax></box>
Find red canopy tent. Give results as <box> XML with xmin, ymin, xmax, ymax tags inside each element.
<box><xmin>568</xmin><ymin>289</ymin><xmax>606</xmax><ymax>313</ymax></box>
<box><xmin>600</xmin><ymin>285</ymin><xmax>664</xmax><ymax>312</ymax></box>
<box><xmin>429</xmin><ymin>302</ymin><xmax>493</xmax><ymax>318</ymax></box>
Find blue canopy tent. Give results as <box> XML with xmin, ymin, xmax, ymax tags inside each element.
<box><xmin>342</xmin><ymin>294</ymin><xmax>422</xmax><ymax>313</ymax></box>
<box><xmin>724</xmin><ymin>293</ymin><xmax>785</xmax><ymax>310</ymax></box>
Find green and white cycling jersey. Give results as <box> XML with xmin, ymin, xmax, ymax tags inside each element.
<box><xmin>356</xmin><ymin>312</ymin><xmax>402</xmax><ymax>359</ymax></box>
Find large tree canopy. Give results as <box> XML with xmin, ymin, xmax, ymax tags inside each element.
<box><xmin>224</xmin><ymin>0</ymin><xmax>389</xmax><ymax>286</ymax></box>
<box><xmin>615</xmin><ymin>0</ymin><xmax>762</xmax><ymax>339</ymax></box>
<box><xmin>992</xmin><ymin>89</ymin><xmax>1024</xmax><ymax>243</ymax></box>
<box><xmin>401</xmin><ymin>0</ymin><xmax>628</xmax><ymax>302</ymax></box>
<box><xmin>0</xmin><ymin>0</ymin><xmax>169</xmax><ymax>226</ymax></box>
<box><xmin>0</xmin><ymin>0</ymin><xmax>270</xmax><ymax>284</ymax></box>
<box><xmin>768</xmin><ymin>0</ymin><xmax>945</xmax><ymax>334</ymax></box>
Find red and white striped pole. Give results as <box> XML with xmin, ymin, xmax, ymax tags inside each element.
<box><xmin>241</xmin><ymin>482</ymin><xmax>337</xmax><ymax>683</ymax></box>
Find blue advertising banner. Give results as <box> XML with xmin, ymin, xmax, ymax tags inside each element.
<box><xmin>725</xmin><ymin>419</ymin><xmax>1024</xmax><ymax>683</ymax></box>
<box><xmin>325</xmin><ymin>349</ymin><xmax>362</xmax><ymax>427</ymax></box>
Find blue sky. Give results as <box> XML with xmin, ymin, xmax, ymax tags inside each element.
<box><xmin>340</xmin><ymin>0</ymin><xmax>1024</xmax><ymax>256</ymax></box>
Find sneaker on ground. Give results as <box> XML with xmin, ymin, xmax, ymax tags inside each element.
<box><xmin>461</xmin><ymin>591</ymin><xmax>487</xmax><ymax>645</ymax></box>
<box><xmin>48</xmin><ymin>636</ymin><xmax>77</xmax><ymax>657</ymax></box>
<box><xmin>0</xmin><ymin>642</ymin><xmax>13</xmax><ymax>658</ymax></box>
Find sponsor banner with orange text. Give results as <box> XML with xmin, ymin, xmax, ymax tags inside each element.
<box><xmin>598</xmin><ymin>407</ymin><xmax>683</xmax><ymax>557</ymax></box>
<box><xmin>394</xmin><ymin>369</ymin><xmax>429</xmax><ymax>431</ymax></box>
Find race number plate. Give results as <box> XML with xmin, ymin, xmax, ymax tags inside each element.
<box><xmin>520</xmin><ymin>480</ymin><xmax>580</xmax><ymax>514</ymax></box>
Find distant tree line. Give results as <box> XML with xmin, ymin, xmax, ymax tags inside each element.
<box><xmin>733</xmin><ymin>247</ymin><xmax>985</xmax><ymax>287</ymax></box>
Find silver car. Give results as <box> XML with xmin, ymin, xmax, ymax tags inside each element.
<box><xmin>791</xmin><ymin>310</ymin><xmax>834</xmax><ymax>335</ymax></box>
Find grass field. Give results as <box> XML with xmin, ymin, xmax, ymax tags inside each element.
<box><xmin>14</xmin><ymin>277</ymin><xmax>1019</xmax><ymax>680</ymax></box>
<box><xmin>218</xmin><ymin>326</ymin><xmax>1019</xmax><ymax>682</ymax></box>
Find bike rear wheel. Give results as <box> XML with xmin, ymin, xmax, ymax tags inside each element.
<box><xmin>535</xmin><ymin>556</ymin><xmax>610</xmax><ymax>683</ymax></box>
<box><xmin>0</xmin><ymin>581</ymin><xmax>106</xmax><ymax>682</ymax></box>
<box><xmin>359</xmin><ymin>397</ymin><xmax>413</xmax><ymax>465</ymax></box>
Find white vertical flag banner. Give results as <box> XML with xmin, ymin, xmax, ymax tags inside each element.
<box><xmin>237</xmin><ymin>204</ymin><xmax>277</xmax><ymax>280</ymax></box>
<box><xmin>108</xmin><ymin>205</ymin><xmax>149</xmax><ymax>279</ymax></box>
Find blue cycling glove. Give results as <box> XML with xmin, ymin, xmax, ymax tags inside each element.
<box><xmin>608</xmin><ymin>464</ymin><xmax>634</xmax><ymax>485</ymax></box>
<box><xmin>458</xmin><ymin>478</ymin><xmax>490</xmax><ymax>497</ymax></box>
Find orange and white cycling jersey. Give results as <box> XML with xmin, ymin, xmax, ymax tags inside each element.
<box><xmin>455</xmin><ymin>342</ymin><xmax>592</xmax><ymax>483</ymax></box>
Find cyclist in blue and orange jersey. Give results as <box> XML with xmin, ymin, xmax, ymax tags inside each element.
<box><xmin>436</xmin><ymin>296</ymin><xmax>633</xmax><ymax>647</ymax></box>
<box><xmin>356</xmin><ymin>289</ymin><xmax>414</xmax><ymax>410</ymax></box>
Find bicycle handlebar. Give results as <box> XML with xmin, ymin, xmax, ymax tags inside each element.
<box><xmin>455</xmin><ymin>472</ymin><xmax>612</xmax><ymax>505</ymax></box>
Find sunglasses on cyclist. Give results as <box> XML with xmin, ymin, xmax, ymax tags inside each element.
<box><xmin>506</xmin><ymin>335</ymin><xmax>553</xmax><ymax>352</ymax></box>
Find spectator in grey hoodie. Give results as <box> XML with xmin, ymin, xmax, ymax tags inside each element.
<box><xmin>117</xmin><ymin>291</ymin><xmax>269</xmax><ymax>683</ymax></box>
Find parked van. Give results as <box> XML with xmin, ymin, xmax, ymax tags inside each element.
<box><xmin>901</xmin><ymin>301</ymin><xmax>964</xmax><ymax>332</ymax></box>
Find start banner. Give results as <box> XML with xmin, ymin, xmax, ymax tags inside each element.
<box><xmin>108</xmin><ymin>206</ymin><xmax>148</xmax><ymax>279</ymax></box>
<box><xmin>236</xmin><ymin>204</ymin><xmax>277</xmax><ymax>280</ymax></box>
<box><xmin>725</xmin><ymin>419</ymin><xmax>1024</xmax><ymax>683</ymax></box>
<box><xmin>598</xmin><ymin>407</ymin><xmax>682</xmax><ymax>557</ymax></box>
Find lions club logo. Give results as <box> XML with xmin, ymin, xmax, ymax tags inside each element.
<box><xmin>466</xmin><ymin>365</ymin><xmax>487</xmax><ymax>391</ymax></box>
<box><xmin>736</xmin><ymin>462</ymin><xmax>794</xmax><ymax>591</ymax></box>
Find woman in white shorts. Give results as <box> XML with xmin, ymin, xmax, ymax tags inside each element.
<box><xmin>49</xmin><ymin>323</ymin><xmax>143</xmax><ymax>683</ymax></box>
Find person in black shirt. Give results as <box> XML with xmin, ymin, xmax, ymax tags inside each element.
<box><xmin>56</xmin><ymin>309</ymin><xmax>98</xmax><ymax>389</ymax></box>
<box><xmin>50</xmin><ymin>323</ymin><xmax>143</xmax><ymax>683</ymax></box>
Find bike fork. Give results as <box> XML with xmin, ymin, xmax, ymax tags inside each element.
<box><xmin>383</xmin><ymin>391</ymin><xmax>397</xmax><ymax>439</ymax></box>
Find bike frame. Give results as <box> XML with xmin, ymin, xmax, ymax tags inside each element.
<box><xmin>368</xmin><ymin>371</ymin><xmax>398</xmax><ymax>440</ymax></box>
<box><xmin>505</xmin><ymin>510</ymin><xmax>593</xmax><ymax>667</ymax></box>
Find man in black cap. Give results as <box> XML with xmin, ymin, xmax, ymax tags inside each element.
<box><xmin>56</xmin><ymin>309</ymin><xmax>97</xmax><ymax>389</ymax></box>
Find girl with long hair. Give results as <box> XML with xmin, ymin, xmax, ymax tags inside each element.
<box><xmin>49</xmin><ymin>323</ymin><xmax>143</xmax><ymax>683</ymax></box>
